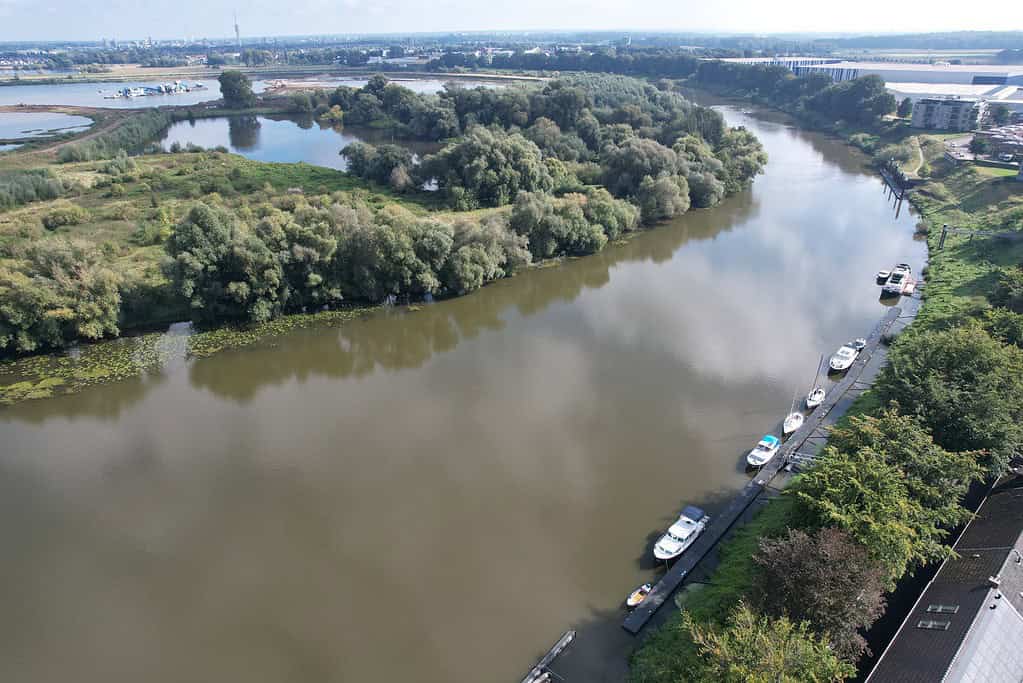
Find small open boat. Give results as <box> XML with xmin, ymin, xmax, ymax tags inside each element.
<box><xmin>806</xmin><ymin>386</ymin><xmax>826</xmax><ymax>409</ymax></box>
<box><xmin>626</xmin><ymin>583</ymin><xmax>653</xmax><ymax>608</ymax></box>
<box><xmin>876</xmin><ymin>269</ymin><xmax>891</xmax><ymax>285</ymax></box>
<box><xmin>783</xmin><ymin>412</ymin><xmax>805</xmax><ymax>435</ymax></box>
<box><xmin>747</xmin><ymin>434</ymin><xmax>780</xmax><ymax>467</ymax></box>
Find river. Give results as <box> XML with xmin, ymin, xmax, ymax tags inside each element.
<box><xmin>0</xmin><ymin>77</ymin><xmax>497</xmax><ymax>109</ymax></box>
<box><xmin>0</xmin><ymin>104</ymin><xmax>925</xmax><ymax>682</ymax></box>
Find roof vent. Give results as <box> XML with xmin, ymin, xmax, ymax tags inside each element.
<box><xmin>988</xmin><ymin>575</ymin><xmax>1002</xmax><ymax>588</ymax></box>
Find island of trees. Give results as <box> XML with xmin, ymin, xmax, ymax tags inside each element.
<box><xmin>1</xmin><ymin>72</ymin><xmax>766</xmax><ymax>355</ymax></box>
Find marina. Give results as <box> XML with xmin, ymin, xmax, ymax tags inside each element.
<box><xmin>623</xmin><ymin>303</ymin><xmax>909</xmax><ymax>635</ymax></box>
<box><xmin>101</xmin><ymin>81</ymin><xmax>206</xmax><ymax>99</ymax></box>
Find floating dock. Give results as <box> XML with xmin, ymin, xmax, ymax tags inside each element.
<box><xmin>622</xmin><ymin>306</ymin><xmax>903</xmax><ymax>634</ymax></box>
<box><xmin>520</xmin><ymin>630</ymin><xmax>575</xmax><ymax>683</ymax></box>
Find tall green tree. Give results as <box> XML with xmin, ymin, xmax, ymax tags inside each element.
<box><xmin>683</xmin><ymin>602</ymin><xmax>854</xmax><ymax>682</ymax></box>
<box><xmin>790</xmin><ymin>445</ymin><xmax>955</xmax><ymax>582</ymax></box>
<box><xmin>218</xmin><ymin>70</ymin><xmax>256</xmax><ymax>109</ymax></box>
<box><xmin>164</xmin><ymin>203</ymin><xmax>283</xmax><ymax>322</ymax></box>
<box><xmin>420</xmin><ymin>128</ymin><xmax>554</xmax><ymax>209</ymax></box>
<box><xmin>829</xmin><ymin>407</ymin><xmax>981</xmax><ymax>518</ymax></box>
<box><xmin>0</xmin><ymin>240</ymin><xmax>121</xmax><ymax>354</ymax></box>
<box><xmin>897</xmin><ymin>97</ymin><xmax>914</xmax><ymax>118</ymax></box>
<box><xmin>878</xmin><ymin>323</ymin><xmax>1023</xmax><ymax>476</ymax></box>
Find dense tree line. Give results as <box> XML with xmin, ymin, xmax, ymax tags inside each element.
<box><xmin>693</xmin><ymin>61</ymin><xmax>896</xmax><ymax>125</ymax></box>
<box><xmin>429</xmin><ymin>48</ymin><xmax>895</xmax><ymax>129</ymax></box>
<box><xmin>429</xmin><ymin>49</ymin><xmax>703</xmax><ymax>79</ymax></box>
<box><xmin>56</xmin><ymin>110</ymin><xmax>176</xmax><ymax>162</ymax></box>
<box><xmin>160</xmin><ymin>188</ymin><xmax>640</xmax><ymax>326</ymax></box>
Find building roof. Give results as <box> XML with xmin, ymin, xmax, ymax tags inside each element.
<box><xmin>811</xmin><ymin>62</ymin><xmax>1023</xmax><ymax>76</ymax></box>
<box><xmin>887</xmin><ymin>82</ymin><xmax>1006</xmax><ymax>98</ymax></box>
<box><xmin>866</xmin><ymin>478</ymin><xmax>1023</xmax><ymax>683</ymax></box>
<box><xmin>721</xmin><ymin>58</ymin><xmax>1023</xmax><ymax>77</ymax></box>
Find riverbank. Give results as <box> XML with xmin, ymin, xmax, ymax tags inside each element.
<box><xmin>626</xmin><ymin>97</ymin><xmax>1023</xmax><ymax>681</ymax></box>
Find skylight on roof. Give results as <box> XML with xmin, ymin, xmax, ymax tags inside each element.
<box><xmin>917</xmin><ymin>619</ymin><xmax>951</xmax><ymax>631</ymax></box>
<box><xmin>927</xmin><ymin>604</ymin><xmax>960</xmax><ymax>614</ymax></box>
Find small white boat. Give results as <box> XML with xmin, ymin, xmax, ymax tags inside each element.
<box><xmin>876</xmin><ymin>269</ymin><xmax>891</xmax><ymax>285</ymax></box>
<box><xmin>829</xmin><ymin>344</ymin><xmax>859</xmax><ymax>372</ymax></box>
<box><xmin>783</xmin><ymin>412</ymin><xmax>805</xmax><ymax>435</ymax></box>
<box><xmin>852</xmin><ymin>338</ymin><xmax>867</xmax><ymax>351</ymax></box>
<box><xmin>653</xmin><ymin>506</ymin><xmax>709</xmax><ymax>561</ymax></box>
<box><xmin>747</xmin><ymin>434</ymin><xmax>781</xmax><ymax>467</ymax></box>
<box><xmin>806</xmin><ymin>386</ymin><xmax>826</xmax><ymax>409</ymax></box>
<box><xmin>626</xmin><ymin>583</ymin><xmax>653</xmax><ymax>608</ymax></box>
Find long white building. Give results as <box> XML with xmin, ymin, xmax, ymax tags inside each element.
<box><xmin>724</xmin><ymin>58</ymin><xmax>1023</xmax><ymax>86</ymax></box>
<box><xmin>724</xmin><ymin>58</ymin><xmax>1023</xmax><ymax>114</ymax></box>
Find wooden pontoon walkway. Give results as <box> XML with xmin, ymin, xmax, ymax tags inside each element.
<box><xmin>520</xmin><ymin>630</ymin><xmax>576</xmax><ymax>683</ymax></box>
<box><xmin>622</xmin><ymin>306</ymin><xmax>903</xmax><ymax>634</ymax></box>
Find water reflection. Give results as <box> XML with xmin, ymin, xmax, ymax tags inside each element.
<box><xmin>0</xmin><ymin>102</ymin><xmax>929</xmax><ymax>683</ymax></box>
<box><xmin>159</xmin><ymin>115</ymin><xmax>442</xmax><ymax>170</ymax></box>
<box><xmin>228</xmin><ymin>116</ymin><xmax>261</xmax><ymax>150</ymax></box>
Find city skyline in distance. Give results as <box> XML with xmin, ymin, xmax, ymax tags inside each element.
<box><xmin>0</xmin><ymin>0</ymin><xmax>1021</xmax><ymax>43</ymax></box>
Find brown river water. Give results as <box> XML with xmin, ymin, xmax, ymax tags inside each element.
<box><xmin>0</xmin><ymin>104</ymin><xmax>925</xmax><ymax>682</ymax></box>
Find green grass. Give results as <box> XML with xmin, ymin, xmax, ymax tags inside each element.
<box><xmin>908</xmin><ymin>162</ymin><xmax>1023</xmax><ymax>327</ymax></box>
<box><xmin>975</xmin><ymin>166</ymin><xmax>1020</xmax><ymax>178</ymax></box>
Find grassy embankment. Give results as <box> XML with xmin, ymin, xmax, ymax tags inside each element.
<box><xmin>629</xmin><ymin>114</ymin><xmax>1023</xmax><ymax>681</ymax></box>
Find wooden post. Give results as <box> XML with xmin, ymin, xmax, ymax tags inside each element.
<box><xmin>938</xmin><ymin>224</ymin><xmax>948</xmax><ymax>250</ymax></box>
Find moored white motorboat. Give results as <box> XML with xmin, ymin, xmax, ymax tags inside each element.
<box><xmin>882</xmin><ymin>263</ymin><xmax>913</xmax><ymax>297</ymax></box>
<box><xmin>626</xmin><ymin>583</ymin><xmax>653</xmax><ymax>608</ymax></box>
<box><xmin>806</xmin><ymin>386</ymin><xmax>826</xmax><ymax>409</ymax></box>
<box><xmin>747</xmin><ymin>434</ymin><xmax>781</xmax><ymax>467</ymax></box>
<box><xmin>783</xmin><ymin>412</ymin><xmax>805</xmax><ymax>435</ymax></box>
<box><xmin>876</xmin><ymin>269</ymin><xmax>891</xmax><ymax>285</ymax></box>
<box><xmin>653</xmin><ymin>506</ymin><xmax>709</xmax><ymax>561</ymax></box>
<box><xmin>829</xmin><ymin>344</ymin><xmax>859</xmax><ymax>372</ymax></box>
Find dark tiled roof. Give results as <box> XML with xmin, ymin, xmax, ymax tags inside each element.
<box><xmin>957</xmin><ymin>485</ymin><xmax>1023</xmax><ymax>552</ymax></box>
<box><xmin>867</xmin><ymin>477</ymin><xmax>1023</xmax><ymax>683</ymax></box>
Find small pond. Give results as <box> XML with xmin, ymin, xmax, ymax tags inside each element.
<box><xmin>157</xmin><ymin>115</ymin><xmax>442</xmax><ymax>171</ymax></box>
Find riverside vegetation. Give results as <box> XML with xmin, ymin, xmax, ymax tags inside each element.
<box><xmin>626</xmin><ymin>61</ymin><xmax>1023</xmax><ymax>683</ymax></box>
<box><xmin>1</xmin><ymin>72</ymin><xmax>766</xmax><ymax>399</ymax></box>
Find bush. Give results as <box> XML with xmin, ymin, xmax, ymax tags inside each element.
<box><xmin>0</xmin><ymin>169</ymin><xmax>67</xmax><ymax>211</ymax></box>
<box><xmin>41</xmin><ymin>203</ymin><xmax>89</xmax><ymax>230</ymax></box>
<box><xmin>0</xmin><ymin>240</ymin><xmax>121</xmax><ymax>354</ymax></box>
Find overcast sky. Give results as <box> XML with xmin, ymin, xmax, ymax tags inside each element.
<box><xmin>0</xmin><ymin>0</ymin><xmax>1020</xmax><ymax>42</ymax></box>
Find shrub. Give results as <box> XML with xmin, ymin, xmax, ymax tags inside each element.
<box><xmin>41</xmin><ymin>203</ymin><xmax>89</xmax><ymax>230</ymax></box>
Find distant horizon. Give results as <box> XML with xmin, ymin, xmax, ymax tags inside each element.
<box><xmin>1</xmin><ymin>28</ymin><xmax>1022</xmax><ymax>47</ymax></box>
<box><xmin>0</xmin><ymin>0</ymin><xmax>1020</xmax><ymax>44</ymax></box>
